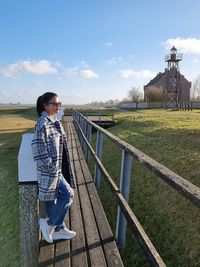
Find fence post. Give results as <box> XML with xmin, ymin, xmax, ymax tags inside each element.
<box><xmin>77</xmin><ymin>113</ymin><xmax>82</xmax><ymax>145</ymax></box>
<box><xmin>18</xmin><ymin>133</ymin><xmax>39</xmax><ymax>267</ymax></box>
<box><xmin>77</xmin><ymin>113</ymin><xmax>81</xmax><ymax>138</ymax></box>
<box><xmin>80</xmin><ymin>117</ymin><xmax>84</xmax><ymax>149</ymax></box>
<box><xmin>94</xmin><ymin>130</ymin><xmax>103</xmax><ymax>187</ymax></box>
<box><xmin>99</xmin><ymin>113</ymin><xmax>101</xmax><ymax>124</ymax></box>
<box><xmin>116</xmin><ymin>150</ymin><xmax>132</xmax><ymax>248</ymax></box>
<box><xmin>86</xmin><ymin>123</ymin><xmax>92</xmax><ymax>163</ymax></box>
<box><xmin>83</xmin><ymin>118</ymin><xmax>87</xmax><ymax>153</ymax></box>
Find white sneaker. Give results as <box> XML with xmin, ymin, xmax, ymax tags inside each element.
<box><xmin>53</xmin><ymin>227</ymin><xmax>76</xmax><ymax>241</ymax></box>
<box><xmin>39</xmin><ymin>218</ymin><xmax>55</xmax><ymax>243</ymax></box>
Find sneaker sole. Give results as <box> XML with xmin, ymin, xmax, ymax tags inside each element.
<box><xmin>53</xmin><ymin>232</ymin><xmax>76</xmax><ymax>241</ymax></box>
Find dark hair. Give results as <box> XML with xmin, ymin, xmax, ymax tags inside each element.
<box><xmin>36</xmin><ymin>92</ymin><xmax>58</xmax><ymax>117</ymax></box>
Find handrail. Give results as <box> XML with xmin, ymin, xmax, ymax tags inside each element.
<box><xmin>73</xmin><ymin>118</ymin><xmax>166</xmax><ymax>267</ymax></box>
<box><xmin>74</xmin><ymin>111</ymin><xmax>200</xmax><ymax>207</ymax></box>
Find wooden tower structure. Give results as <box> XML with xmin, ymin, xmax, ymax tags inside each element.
<box><xmin>163</xmin><ymin>46</ymin><xmax>182</xmax><ymax>108</ymax></box>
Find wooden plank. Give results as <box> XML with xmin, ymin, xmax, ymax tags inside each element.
<box><xmin>74</xmin><ymin>159</ymin><xmax>107</xmax><ymax>267</ymax></box>
<box><xmin>73</xmin><ymin>131</ymin><xmax>123</xmax><ymax>267</ymax></box>
<box><xmin>70</xmin><ymin>188</ymin><xmax>88</xmax><ymax>267</ymax></box>
<box><xmin>62</xmin><ymin>116</ymin><xmax>72</xmax><ymax>124</ymax></box>
<box><xmin>68</xmin><ymin>123</ymin><xmax>88</xmax><ymax>267</ymax></box>
<box><xmin>63</xmin><ymin>121</ymin><xmax>122</xmax><ymax>266</ymax></box>
<box><xmin>38</xmin><ymin>241</ymin><xmax>54</xmax><ymax>267</ymax></box>
<box><xmin>72</xmin><ymin>145</ymin><xmax>80</xmax><ymax>161</ymax></box>
<box><xmin>66</xmin><ymin>124</ymin><xmax>81</xmax><ymax>161</ymax></box>
<box><xmin>70</xmin><ymin>125</ymin><xmax>85</xmax><ymax>161</ymax></box>
<box><xmin>80</xmin><ymin>159</ymin><xmax>124</xmax><ymax>267</ymax></box>
<box><xmin>72</xmin><ymin>125</ymin><xmax>123</xmax><ymax>266</ymax></box>
<box><xmin>54</xmin><ymin>217</ymin><xmax>70</xmax><ymax>267</ymax></box>
<box><xmin>67</xmin><ymin>123</ymin><xmax>80</xmax><ymax>163</ymax></box>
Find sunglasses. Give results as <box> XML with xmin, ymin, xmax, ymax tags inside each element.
<box><xmin>47</xmin><ymin>102</ymin><xmax>62</xmax><ymax>107</ymax></box>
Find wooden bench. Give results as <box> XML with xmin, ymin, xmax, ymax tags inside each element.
<box><xmin>38</xmin><ymin>120</ymin><xmax>124</xmax><ymax>267</ymax></box>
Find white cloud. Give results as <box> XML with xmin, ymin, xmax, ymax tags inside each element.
<box><xmin>63</xmin><ymin>65</ymin><xmax>99</xmax><ymax>79</ymax></box>
<box><xmin>0</xmin><ymin>60</ymin><xmax>58</xmax><ymax>77</ymax></box>
<box><xmin>80</xmin><ymin>69</ymin><xmax>99</xmax><ymax>79</ymax></box>
<box><xmin>79</xmin><ymin>60</ymin><xmax>90</xmax><ymax>68</ymax></box>
<box><xmin>119</xmin><ymin>69</ymin><xmax>156</xmax><ymax>79</ymax></box>
<box><xmin>163</xmin><ymin>38</ymin><xmax>200</xmax><ymax>55</ymax></box>
<box><xmin>63</xmin><ymin>67</ymin><xmax>79</xmax><ymax>77</ymax></box>
<box><xmin>104</xmin><ymin>41</ymin><xmax>113</xmax><ymax>47</ymax></box>
<box><xmin>63</xmin><ymin>60</ymin><xmax>91</xmax><ymax>77</ymax></box>
<box><xmin>106</xmin><ymin>57</ymin><xmax>123</xmax><ymax>66</ymax></box>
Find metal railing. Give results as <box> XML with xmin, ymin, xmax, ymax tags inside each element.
<box><xmin>73</xmin><ymin>111</ymin><xmax>200</xmax><ymax>267</ymax></box>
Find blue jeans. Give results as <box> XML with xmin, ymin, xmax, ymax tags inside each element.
<box><xmin>45</xmin><ymin>174</ymin><xmax>73</xmax><ymax>229</ymax></box>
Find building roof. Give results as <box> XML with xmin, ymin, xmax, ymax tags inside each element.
<box><xmin>144</xmin><ymin>72</ymin><xmax>165</xmax><ymax>87</ymax></box>
<box><xmin>144</xmin><ymin>69</ymin><xmax>191</xmax><ymax>88</ymax></box>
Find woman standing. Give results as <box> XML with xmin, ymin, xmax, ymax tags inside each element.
<box><xmin>31</xmin><ymin>92</ymin><xmax>76</xmax><ymax>243</ymax></box>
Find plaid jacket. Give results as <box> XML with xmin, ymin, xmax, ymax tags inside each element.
<box><xmin>31</xmin><ymin>111</ymin><xmax>76</xmax><ymax>201</ymax></box>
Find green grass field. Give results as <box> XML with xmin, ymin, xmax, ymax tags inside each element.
<box><xmin>92</xmin><ymin>109</ymin><xmax>200</xmax><ymax>267</ymax></box>
<box><xmin>0</xmin><ymin>107</ymin><xmax>199</xmax><ymax>266</ymax></box>
<box><xmin>0</xmin><ymin>107</ymin><xmax>36</xmax><ymax>267</ymax></box>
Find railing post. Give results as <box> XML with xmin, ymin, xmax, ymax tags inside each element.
<box><xmin>82</xmin><ymin>118</ymin><xmax>87</xmax><ymax>153</ymax></box>
<box><xmin>86</xmin><ymin>123</ymin><xmax>92</xmax><ymax>163</ymax></box>
<box><xmin>116</xmin><ymin>150</ymin><xmax>132</xmax><ymax>248</ymax></box>
<box><xmin>84</xmin><ymin>120</ymin><xmax>88</xmax><ymax>158</ymax></box>
<box><xmin>77</xmin><ymin>113</ymin><xmax>81</xmax><ymax>137</ymax></box>
<box><xmin>18</xmin><ymin>133</ymin><xmax>39</xmax><ymax>267</ymax></box>
<box><xmin>83</xmin><ymin>117</ymin><xmax>86</xmax><ymax>135</ymax></box>
<box><xmin>80</xmin><ymin>117</ymin><xmax>84</xmax><ymax>149</ymax></box>
<box><xmin>99</xmin><ymin>113</ymin><xmax>101</xmax><ymax>124</ymax></box>
<box><xmin>76</xmin><ymin>113</ymin><xmax>79</xmax><ymax>132</ymax></box>
<box><xmin>94</xmin><ymin>130</ymin><xmax>103</xmax><ymax>187</ymax></box>
<box><xmin>77</xmin><ymin>114</ymin><xmax>80</xmax><ymax>143</ymax></box>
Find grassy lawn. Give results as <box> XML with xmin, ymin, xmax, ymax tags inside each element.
<box><xmin>91</xmin><ymin>109</ymin><xmax>200</xmax><ymax>267</ymax></box>
<box><xmin>0</xmin><ymin>107</ymin><xmax>36</xmax><ymax>267</ymax></box>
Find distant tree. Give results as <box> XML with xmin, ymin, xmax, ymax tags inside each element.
<box><xmin>147</xmin><ymin>86</ymin><xmax>163</xmax><ymax>102</ymax></box>
<box><xmin>191</xmin><ymin>74</ymin><xmax>200</xmax><ymax>101</ymax></box>
<box><xmin>105</xmin><ymin>99</ymin><xmax>114</xmax><ymax>105</ymax></box>
<box><xmin>86</xmin><ymin>98</ymin><xmax>120</xmax><ymax>107</ymax></box>
<box><xmin>120</xmin><ymin>97</ymin><xmax>130</xmax><ymax>104</ymax></box>
<box><xmin>127</xmin><ymin>87</ymin><xmax>143</xmax><ymax>102</ymax></box>
<box><xmin>113</xmin><ymin>99</ymin><xmax>120</xmax><ymax>105</ymax></box>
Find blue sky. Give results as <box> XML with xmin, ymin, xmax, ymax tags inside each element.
<box><xmin>0</xmin><ymin>0</ymin><xmax>200</xmax><ymax>104</ymax></box>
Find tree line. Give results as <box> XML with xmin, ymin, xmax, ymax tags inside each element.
<box><xmin>86</xmin><ymin>74</ymin><xmax>200</xmax><ymax>106</ymax></box>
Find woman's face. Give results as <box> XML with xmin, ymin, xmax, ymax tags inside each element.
<box><xmin>44</xmin><ymin>96</ymin><xmax>61</xmax><ymax>116</ymax></box>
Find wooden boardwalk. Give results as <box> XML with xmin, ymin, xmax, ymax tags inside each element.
<box><xmin>64</xmin><ymin>115</ymin><xmax>115</xmax><ymax>128</ymax></box>
<box><xmin>38</xmin><ymin>120</ymin><xmax>123</xmax><ymax>267</ymax></box>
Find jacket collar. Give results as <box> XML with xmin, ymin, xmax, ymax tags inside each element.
<box><xmin>41</xmin><ymin>111</ymin><xmax>59</xmax><ymax>123</ymax></box>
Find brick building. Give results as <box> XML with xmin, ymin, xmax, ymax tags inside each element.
<box><xmin>144</xmin><ymin>47</ymin><xmax>191</xmax><ymax>107</ymax></box>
